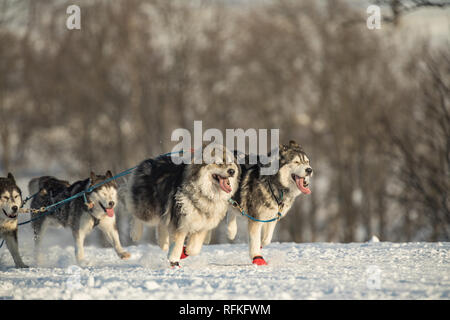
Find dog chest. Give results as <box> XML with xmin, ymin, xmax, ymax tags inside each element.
<box><xmin>0</xmin><ymin>219</ymin><xmax>17</xmax><ymax>233</ymax></box>
<box><xmin>177</xmin><ymin>192</ymin><xmax>228</xmax><ymax>232</ymax></box>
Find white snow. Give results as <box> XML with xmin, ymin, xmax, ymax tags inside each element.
<box><xmin>1</xmin><ymin>241</ymin><xmax>449</xmax><ymax>300</ymax></box>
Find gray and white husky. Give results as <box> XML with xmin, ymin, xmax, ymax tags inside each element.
<box><xmin>122</xmin><ymin>145</ymin><xmax>240</xmax><ymax>267</ymax></box>
<box><xmin>0</xmin><ymin>173</ymin><xmax>28</xmax><ymax>268</ymax></box>
<box><xmin>29</xmin><ymin>171</ymin><xmax>130</xmax><ymax>265</ymax></box>
<box><xmin>227</xmin><ymin>140</ymin><xmax>313</xmax><ymax>265</ymax></box>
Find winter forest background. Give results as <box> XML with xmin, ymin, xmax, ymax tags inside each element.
<box><xmin>0</xmin><ymin>0</ymin><xmax>449</xmax><ymax>247</ymax></box>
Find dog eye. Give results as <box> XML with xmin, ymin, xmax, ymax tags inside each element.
<box><xmin>3</xmin><ymin>196</ymin><xmax>9</xmax><ymax>201</ymax></box>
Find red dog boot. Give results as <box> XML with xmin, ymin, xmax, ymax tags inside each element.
<box><xmin>252</xmin><ymin>256</ymin><xmax>268</xmax><ymax>266</ymax></box>
<box><xmin>180</xmin><ymin>246</ymin><xmax>189</xmax><ymax>260</ymax></box>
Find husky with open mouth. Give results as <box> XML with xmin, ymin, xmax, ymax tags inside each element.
<box><xmin>123</xmin><ymin>144</ymin><xmax>240</xmax><ymax>267</ymax></box>
<box><xmin>28</xmin><ymin>171</ymin><xmax>130</xmax><ymax>265</ymax></box>
<box><xmin>0</xmin><ymin>173</ymin><xmax>28</xmax><ymax>268</ymax></box>
<box><xmin>227</xmin><ymin>140</ymin><xmax>313</xmax><ymax>265</ymax></box>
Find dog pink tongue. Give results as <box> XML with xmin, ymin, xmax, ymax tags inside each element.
<box><xmin>106</xmin><ymin>208</ymin><xmax>114</xmax><ymax>217</ymax></box>
<box><xmin>295</xmin><ymin>176</ymin><xmax>311</xmax><ymax>194</ymax></box>
<box><xmin>219</xmin><ymin>177</ymin><xmax>232</xmax><ymax>193</ymax></box>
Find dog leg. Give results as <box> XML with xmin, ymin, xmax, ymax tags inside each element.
<box><xmin>73</xmin><ymin>214</ymin><xmax>96</xmax><ymax>264</ymax></box>
<box><xmin>203</xmin><ymin>230</ymin><xmax>212</xmax><ymax>245</ymax></box>
<box><xmin>32</xmin><ymin>218</ymin><xmax>48</xmax><ymax>265</ymax></box>
<box><xmin>261</xmin><ymin>220</ymin><xmax>277</xmax><ymax>247</ymax></box>
<box><xmin>167</xmin><ymin>230</ymin><xmax>188</xmax><ymax>266</ymax></box>
<box><xmin>73</xmin><ymin>229</ymin><xmax>87</xmax><ymax>264</ymax></box>
<box><xmin>4</xmin><ymin>230</ymin><xmax>28</xmax><ymax>268</ymax></box>
<box><xmin>99</xmin><ymin>218</ymin><xmax>131</xmax><ymax>260</ymax></box>
<box><xmin>72</xmin><ymin>215</ymin><xmax>93</xmax><ymax>264</ymax></box>
<box><xmin>157</xmin><ymin>223</ymin><xmax>169</xmax><ymax>251</ymax></box>
<box><xmin>185</xmin><ymin>230</ymin><xmax>208</xmax><ymax>256</ymax></box>
<box><xmin>130</xmin><ymin>216</ymin><xmax>143</xmax><ymax>242</ymax></box>
<box><xmin>248</xmin><ymin>221</ymin><xmax>267</xmax><ymax>265</ymax></box>
<box><xmin>227</xmin><ymin>211</ymin><xmax>238</xmax><ymax>241</ymax></box>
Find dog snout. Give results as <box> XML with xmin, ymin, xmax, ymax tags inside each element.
<box><xmin>305</xmin><ymin>167</ymin><xmax>313</xmax><ymax>175</ymax></box>
<box><xmin>227</xmin><ymin>168</ymin><xmax>235</xmax><ymax>177</ymax></box>
<box><xmin>108</xmin><ymin>201</ymin><xmax>115</xmax><ymax>208</ymax></box>
<box><xmin>11</xmin><ymin>205</ymin><xmax>18</xmax><ymax>213</ymax></box>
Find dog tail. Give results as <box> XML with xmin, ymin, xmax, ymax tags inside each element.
<box><xmin>28</xmin><ymin>177</ymin><xmax>41</xmax><ymax>196</ymax></box>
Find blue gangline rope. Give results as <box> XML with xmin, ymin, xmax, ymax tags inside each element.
<box><xmin>228</xmin><ymin>198</ymin><xmax>282</xmax><ymax>223</ymax></box>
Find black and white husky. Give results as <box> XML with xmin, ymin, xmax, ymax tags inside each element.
<box><xmin>227</xmin><ymin>140</ymin><xmax>313</xmax><ymax>265</ymax></box>
<box><xmin>122</xmin><ymin>145</ymin><xmax>240</xmax><ymax>267</ymax></box>
<box><xmin>0</xmin><ymin>173</ymin><xmax>28</xmax><ymax>268</ymax></box>
<box><xmin>28</xmin><ymin>171</ymin><xmax>130</xmax><ymax>265</ymax></box>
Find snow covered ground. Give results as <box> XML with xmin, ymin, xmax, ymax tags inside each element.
<box><xmin>0</xmin><ymin>240</ymin><xmax>449</xmax><ymax>300</ymax></box>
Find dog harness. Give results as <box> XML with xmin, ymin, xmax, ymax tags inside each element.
<box><xmin>88</xmin><ymin>211</ymin><xmax>101</xmax><ymax>228</ymax></box>
<box><xmin>228</xmin><ymin>180</ymin><xmax>284</xmax><ymax>223</ymax></box>
<box><xmin>267</xmin><ymin>180</ymin><xmax>284</xmax><ymax>211</ymax></box>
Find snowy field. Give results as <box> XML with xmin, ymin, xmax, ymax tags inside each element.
<box><xmin>0</xmin><ymin>241</ymin><xmax>449</xmax><ymax>300</ymax></box>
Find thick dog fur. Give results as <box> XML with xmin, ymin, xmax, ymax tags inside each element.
<box><xmin>228</xmin><ymin>140</ymin><xmax>313</xmax><ymax>264</ymax></box>
<box><xmin>29</xmin><ymin>171</ymin><xmax>130</xmax><ymax>265</ymax></box>
<box><xmin>0</xmin><ymin>173</ymin><xmax>28</xmax><ymax>268</ymax></box>
<box><xmin>122</xmin><ymin>145</ymin><xmax>240</xmax><ymax>266</ymax></box>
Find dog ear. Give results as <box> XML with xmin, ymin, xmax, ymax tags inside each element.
<box><xmin>105</xmin><ymin>170</ymin><xmax>113</xmax><ymax>178</ymax></box>
<box><xmin>7</xmin><ymin>172</ymin><xmax>15</xmax><ymax>183</ymax></box>
<box><xmin>90</xmin><ymin>171</ymin><xmax>96</xmax><ymax>181</ymax></box>
<box><xmin>288</xmin><ymin>140</ymin><xmax>305</xmax><ymax>153</ymax></box>
<box><xmin>277</xmin><ymin>145</ymin><xmax>288</xmax><ymax>166</ymax></box>
<box><xmin>279</xmin><ymin>144</ymin><xmax>288</xmax><ymax>153</ymax></box>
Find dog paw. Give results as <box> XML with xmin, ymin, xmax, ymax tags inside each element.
<box><xmin>261</xmin><ymin>240</ymin><xmax>271</xmax><ymax>247</ymax></box>
<box><xmin>252</xmin><ymin>256</ymin><xmax>268</xmax><ymax>266</ymax></box>
<box><xmin>16</xmin><ymin>263</ymin><xmax>29</xmax><ymax>269</ymax></box>
<box><xmin>180</xmin><ymin>246</ymin><xmax>189</xmax><ymax>260</ymax></box>
<box><xmin>119</xmin><ymin>251</ymin><xmax>131</xmax><ymax>260</ymax></box>
<box><xmin>170</xmin><ymin>261</ymin><xmax>181</xmax><ymax>268</ymax></box>
<box><xmin>77</xmin><ymin>260</ymin><xmax>88</xmax><ymax>267</ymax></box>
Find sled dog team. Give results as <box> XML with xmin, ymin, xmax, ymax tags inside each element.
<box><xmin>0</xmin><ymin>141</ymin><xmax>313</xmax><ymax>268</ymax></box>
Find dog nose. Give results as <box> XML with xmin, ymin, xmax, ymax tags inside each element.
<box><xmin>227</xmin><ymin>169</ymin><xmax>235</xmax><ymax>177</ymax></box>
<box><xmin>305</xmin><ymin>167</ymin><xmax>313</xmax><ymax>175</ymax></box>
<box><xmin>11</xmin><ymin>205</ymin><xmax>18</xmax><ymax>213</ymax></box>
<box><xmin>108</xmin><ymin>201</ymin><xmax>115</xmax><ymax>208</ymax></box>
